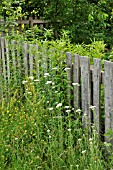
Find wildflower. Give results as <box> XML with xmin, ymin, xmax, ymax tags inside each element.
<box><xmin>15</xmin><ymin>138</ymin><xmax>18</xmax><ymax>140</ymax></box>
<box><xmin>78</xmin><ymin>138</ymin><xmax>82</xmax><ymax>141</ymax></box>
<box><xmin>64</xmin><ymin>106</ymin><xmax>70</xmax><ymax>109</ymax></box>
<box><xmin>76</xmin><ymin>109</ymin><xmax>81</xmax><ymax>113</ymax></box>
<box><xmin>72</xmin><ymin>83</ymin><xmax>80</xmax><ymax>86</ymax></box>
<box><xmin>34</xmin><ymin>79</ymin><xmax>39</xmax><ymax>82</ymax></box>
<box><xmin>90</xmin><ymin>142</ymin><xmax>93</xmax><ymax>145</ymax></box>
<box><xmin>66</xmin><ymin>110</ymin><xmax>71</xmax><ymax>113</ymax></box>
<box><xmin>89</xmin><ymin>105</ymin><xmax>96</xmax><ymax>110</ymax></box>
<box><xmin>55</xmin><ymin>91</ymin><xmax>58</xmax><ymax>93</ymax></box>
<box><xmin>47</xmin><ymin>129</ymin><xmax>50</xmax><ymax>133</ymax></box>
<box><xmin>22</xmin><ymin>80</ymin><xmax>28</xmax><ymax>84</ymax></box>
<box><xmin>67</xmin><ymin>128</ymin><xmax>71</xmax><ymax>132</ymax></box>
<box><xmin>44</xmin><ymin>73</ymin><xmax>49</xmax><ymax>77</ymax></box>
<box><xmin>89</xmin><ymin>138</ymin><xmax>92</xmax><ymax>141</ymax></box>
<box><xmin>64</xmin><ymin>67</ymin><xmax>70</xmax><ymax>71</ymax></box>
<box><xmin>45</xmin><ymin>81</ymin><xmax>52</xmax><ymax>84</ymax></box>
<box><xmin>48</xmin><ymin>107</ymin><xmax>53</xmax><ymax>111</ymax></box>
<box><xmin>47</xmin><ymin>101</ymin><xmax>49</xmax><ymax>103</ymax></box>
<box><xmin>27</xmin><ymin>92</ymin><xmax>32</xmax><ymax>95</ymax></box>
<box><xmin>82</xmin><ymin>150</ymin><xmax>86</xmax><ymax>154</ymax></box>
<box><xmin>56</xmin><ymin>103</ymin><xmax>62</xmax><ymax>108</ymax></box>
<box><xmin>29</xmin><ymin>76</ymin><xmax>34</xmax><ymax>80</ymax></box>
<box><xmin>52</xmin><ymin>67</ymin><xmax>57</xmax><ymax>70</ymax></box>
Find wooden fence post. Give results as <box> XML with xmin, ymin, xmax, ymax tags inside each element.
<box><xmin>66</xmin><ymin>52</ymin><xmax>72</xmax><ymax>106</ymax></box>
<box><xmin>73</xmin><ymin>54</ymin><xmax>80</xmax><ymax>110</ymax></box>
<box><xmin>93</xmin><ymin>58</ymin><xmax>101</xmax><ymax>134</ymax></box>
<box><xmin>23</xmin><ymin>43</ymin><xmax>28</xmax><ymax>76</ymax></box>
<box><xmin>80</xmin><ymin>56</ymin><xmax>91</xmax><ymax>127</ymax></box>
<box><xmin>104</xmin><ymin>60</ymin><xmax>113</xmax><ymax>145</ymax></box>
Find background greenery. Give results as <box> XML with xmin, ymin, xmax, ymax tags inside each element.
<box><xmin>0</xmin><ymin>0</ymin><xmax>113</xmax><ymax>46</ymax></box>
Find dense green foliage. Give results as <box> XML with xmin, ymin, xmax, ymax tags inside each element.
<box><xmin>0</xmin><ymin>0</ymin><xmax>113</xmax><ymax>46</ymax></box>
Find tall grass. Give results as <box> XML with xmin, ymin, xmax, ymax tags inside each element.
<box><xmin>0</xmin><ymin>33</ymin><xmax>113</xmax><ymax>170</ymax></box>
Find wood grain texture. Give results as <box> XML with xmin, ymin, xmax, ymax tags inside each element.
<box><xmin>104</xmin><ymin>60</ymin><xmax>113</xmax><ymax>144</ymax></box>
<box><xmin>93</xmin><ymin>58</ymin><xmax>101</xmax><ymax>134</ymax></box>
<box><xmin>80</xmin><ymin>56</ymin><xmax>91</xmax><ymax>127</ymax></box>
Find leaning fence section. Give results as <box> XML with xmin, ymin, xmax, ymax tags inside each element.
<box><xmin>66</xmin><ymin>52</ymin><xmax>113</xmax><ymax>145</ymax></box>
<box><xmin>0</xmin><ymin>37</ymin><xmax>113</xmax><ymax>145</ymax></box>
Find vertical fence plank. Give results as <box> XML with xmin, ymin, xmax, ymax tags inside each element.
<box><xmin>0</xmin><ymin>38</ymin><xmax>3</xmax><ymax>99</ymax></box>
<box><xmin>29</xmin><ymin>44</ymin><xmax>34</xmax><ymax>77</ymax></box>
<box><xmin>5</xmin><ymin>39</ymin><xmax>10</xmax><ymax>82</ymax></box>
<box><xmin>23</xmin><ymin>43</ymin><xmax>28</xmax><ymax>76</ymax></box>
<box><xmin>93</xmin><ymin>58</ymin><xmax>101</xmax><ymax>134</ymax></box>
<box><xmin>11</xmin><ymin>40</ymin><xmax>16</xmax><ymax>81</ymax></box>
<box><xmin>73</xmin><ymin>54</ymin><xmax>80</xmax><ymax>110</ymax></box>
<box><xmin>104</xmin><ymin>61</ymin><xmax>113</xmax><ymax>145</ymax></box>
<box><xmin>17</xmin><ymin>41</ymin><xmax>21</xmax><ymax>80</ymax></box>
<box><xmin>66</xmin><ymin>52</ymin><xmax>72</xmax><ymax>106</ymax></box>
<box><xmin>34</xmin><ymin>45</ymin><xmax>39</xmax><ymax>78</ymax></box>
<box><xmin>1</xmin><ymin>37</ymin><xmax>6</xmax><ymax>84</ymax></box>
<box><xmin>80</xmin><ymin>56</ymin><xmax>91</xmax><ymax>127</ymax></box>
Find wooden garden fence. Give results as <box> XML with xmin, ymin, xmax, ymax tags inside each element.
<box><xmin>0</xmin><ymin>37</ymin><xmax>113</xmax><ymax>145</ymax></box>
<box><xmin>0</xmin><ymin>16</ymin><xmax>57</xmax><ymax>33</ymax></box>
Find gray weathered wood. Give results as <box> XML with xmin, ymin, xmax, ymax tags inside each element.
<box><xmin>34</xmin><ymin>45</ymin><xmax>39</xmax><ymax>78</ymax></box>
<box><xmin>66</xmin><ymin>52</ymin><xmax>72</xmax><ymax>106</ymax></box>
<box><xmin>29</xmin><ymin>44</ymin><xmax>34</xmax><ymax>76</ymax></box>
<box><xmin>93</xmin><ymin>58</ymin><xmax>101</xmax><ymax>134</ymax></box>
<box><xmin>0</xmin><ymin>38</ymin><xmax>3</xmax><ymax>99</ymax></box>
<box><xmin>73</xmin><ymin>54</ymin><xmax>80</xmax><ymax>110</ymax></box>
<box><xmin>11</xmin><ymin>40</ymin><xmax>17</xmax><ymax>81</ymax></box>
<box><xmin>23</xmin><ymin>43</ymin><xmax>28</xmax><ymax>76</ymax></box>
<box><xmin>104</xmin><ymin>60</ymin><xmax>113</xmax><ymax>145</ymax></box>
<box><xmin>1</xmin><ymin>37</ymin><xmax>6</xmax><ymax>84</ymax></box>
<box><xmin>80</xmin><ymin>56</ymin><xmax>91</xmax><ymax>127</ymax></box>
<box><xmin>5</xmin><ymin>39</ymin><xmax>10</xmax><ymax>82</ymax></box>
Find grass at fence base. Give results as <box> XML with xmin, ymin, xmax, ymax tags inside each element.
<box><xmin>0</xmin><ymin>76</ymin><xmax>113</xmax><ymax>170</ymax></box>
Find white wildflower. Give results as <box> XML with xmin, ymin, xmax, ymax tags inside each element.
<box><xmin>76</xmin><ymin>109</ymin><xmax>81</xmax><ymax>113</ymax></box>
<box><xmin>67</xmin><ymin>128</ymin><xmax>71</xmax><ymax>132</ymax></box>
<box><xmin>78</xmin><ymin>138</ymin><xmax>82</xmax><ymax>142</ymax></box>
<box><xmin>89</xmin><ymin>105</ymin><xmax>96</xmax><ymax>110</ymax></box>
<box><xmin>82</xmin><ymin>150</ymin><xmax>86</xmax><ymax>154</ymax></box>
<box><xmin>72</xmin><ymin>83</ymin><xmax>80</xmax><ymax>86</ymax></box>
<box><xmin>64</xmin><ymin>106</ymin><xmax>70</xmax><ymax>109</ymax></box>
<box><xmin>45</xmin><ymin>81</ymin><xmax>52</xmax><ymax>84</ymax></box>
<box><xmin>47</xmin><ymin>101</ymin><xmax>49</xmax><ymax>103</ymax></box>
<box><xmin>29</xmin><ymin>76</ymin><xmax>34</xmax><ymax>80</ymax></box>
<box><xmin>48</xmin><ymin>107</ymin><xmax>53</xmax><ymax>111</ymax></box>
<box><xmin>55</xmin><ymin>91</ymin><xmax>58</xmax><ymax>93</ymax></box>
<box><xmin>56</xmin><ymin>103</ymin><xmax>62</xmax><ymax>108</ymax></box>
<box><xmin>27</xmin><ymin>92</ymin><xmax>32</xmax><ymax>95</ymax></box>
<box><xmin>52</xmin><ymin>67</ymin><xmax>57</xmax><ymax>70</ymax></box>
<box><xmin>44</xmin><ymin>73</ymin><xmax>49</xmax><ymax>77</ymax></box>
<box><xmin>64</xmin><ymin>67</ymin><xmax>70</xmax><ymax>71</ymax></box>
<box><xmin>66</xmin><ymin>110</ymin><xmax>71</xmax><ymax>113</ymax></box>
<box><xmin>89</xmin><ymin>138</ymin><xmax>92</xmax><ymax>141</ymax></box>
<box><xmin>47</xmin><ymin>129</ymin><xmax>50</xmax><ymax>133</ymax></box>
<box><xmin>34</xmin><ymin>79</ymin><xmax>39</xmax><ymax>82</ymax></box>
<box><xmin>22</xmin><ymin>80</ymin><xmax>28</xmax><ymax>84</ymax></box>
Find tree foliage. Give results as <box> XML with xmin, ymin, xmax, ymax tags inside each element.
<box><xmin>0</xmin><ymin>0</ymin><xmax>113</xmax><ymax>45</ymax></box>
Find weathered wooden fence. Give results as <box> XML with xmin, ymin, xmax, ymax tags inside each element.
<box><xmin>0</xmin><ymin>37</ymin><xmax>113</xmax><ymax>145</ymax></box>
<box><xmin>0</xmin><ymin>16</ymin><xmax>56</xmax><ymax>33</ymax></box>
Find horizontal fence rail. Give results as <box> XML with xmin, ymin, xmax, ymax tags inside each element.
<box><xmin>0</xmin><ymin>37</ymin><xmax>113</xmax><ymax>146</ymax></box>
<box><xmin>0</xmin><ymin>16</ymin><xmax>59</xmax><ymax>33</ymax></box>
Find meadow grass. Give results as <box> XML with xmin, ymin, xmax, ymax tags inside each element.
<box><xmin>0</xmin><ymin>33</ymin><xmax>113</xmax><ymax>170</ymax></box>
<box><xmin>0</xmin><ymin>67</ymin><xmax>113</xmax><ymax>170</ymax></box>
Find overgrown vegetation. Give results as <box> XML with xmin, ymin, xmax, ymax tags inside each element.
<box><xmin>0</xmin><ymin>32</ymin><xmax>113</xmax><ymax>169</ymax></box>
<box><xmin>0</xmin><ymin>0</ymin><xmax>113</xmax><ymax>169</ymax></box>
